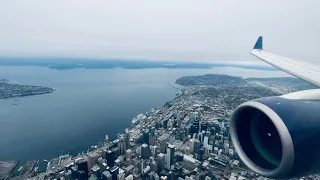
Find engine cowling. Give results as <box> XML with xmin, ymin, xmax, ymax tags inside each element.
<box><xmin>230</xmin><ymin>90</ymin><xmax>320</xmax><ymax>179</ymax></box>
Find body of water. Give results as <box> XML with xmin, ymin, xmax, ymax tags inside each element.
<box><xmin>0</xmin><ymin>66</ymin><xmax>290</xmax><ymax>170</ymax></box>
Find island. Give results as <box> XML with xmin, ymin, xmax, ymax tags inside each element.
<box><xmin>0</xmin><ymin>79</ymin><xmax>54</xmax><ymax>99</ymax></box>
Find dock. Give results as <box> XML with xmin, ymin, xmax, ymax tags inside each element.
<box><xmin>19</xmin><ymin>160</ymin><xmax>38</xmax><ymax>176</ymax></box>
<box><xmin>0</xmin><ymin>160</ymin><xmax>19</xmax><ymax>180</ymax></box>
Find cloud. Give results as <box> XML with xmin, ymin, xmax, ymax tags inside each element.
<box><xmin>0</xmin><ymin>0</ymin><xmax>319</xmax><ymax>63</ymax></box>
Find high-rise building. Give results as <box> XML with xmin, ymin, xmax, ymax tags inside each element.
<box><xmin>157</xmin><ymin>153</ymin><xmax>165</xmax><ymax>172</ymax></box>
<box><xmin>194</xmin><ymin>139</ymin><xmax>200</xmax><ymax>154</ymax></box>
<box><xmin>143</xmin><ymin>129</ymin><xmax>150</xmax><ymax>145</ymax></box>
<box><xmin>150</xmin><ymin>160</ymin><xmax>158</xmax><ymax>172</ymax></box>
<box><xmin>189</xmin><ymin>139</ymin><xmax>195</xmax><ymax>154</ymax></box>
<box><xmin>110</xmin><ymin>166</ymin><xmax>119</xmax><ymax>180</ymax></box>
<box><xmin>140</xmin><ymin>143</ymin><xmax>150</xmax><ymax>159</ymax></box>
<box><xmin>118</xmin><ymin>135</ymin><xmax>126</xmax><ymax>156</ymax></box>
<box><xmin>125</xmin><ymin>149</ymin><xmax>132</xmax><ymax>161</ymax></box>
<box><xmin>77</xmin><ymin>160</ymin><xmax>89</xmax><ymax>180</ymax></box>
<box><xmin>150</xmin><ymin>145</ymin><xmax>159</xmax><ymax>157</ymax></box>
<box><xmin>166</xmin><ymin>144</ymin><xmax>175</xmax><ymax>170</ymax></box>
<box><xmin>125</xmin><ymin>128</ymin><xmax>131</xmax><ymax>149</ymax></box>
<box><xmin>92</xmin><ymin>164</ymin><xmax>101</xmax><ymax>179</ymax></box>
<box><xmin>203</xmin><ymin>136</ymin><xmax>209</xmax><ymax>148</ymax></box>
<box><xmin>185</xmin><ymin>147</ymin><xmax>191</xmax><ymax>155</ymax></box>
<box><xmin>158</xmin><ymin>134</ymin><xmax>169</xmax><ymax>153</ymax></box>
<box><xmin>86</xmin><ymin>150</ymin><xmax>102</xmax><ymax>173</ymax></box>
<box><xmin>106</xmin><ymin>150</ymin><xmax>115</xmax><ymax>168</ymax></box>
<box><xmin>137</xmin><ymin>159</ymin><xmax>144</xmax><ymax>174</ymax></box>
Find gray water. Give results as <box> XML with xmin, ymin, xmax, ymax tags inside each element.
<box><xmin>0</xmin><ymin>66</ymin><xmax>290</xmax><ymax>170</ymax></box>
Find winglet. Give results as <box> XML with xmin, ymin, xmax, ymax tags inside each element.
<box><xmin>253</xmin><ymin>36</ymin><xmax>263</xmax><ymax>50</ymax></box>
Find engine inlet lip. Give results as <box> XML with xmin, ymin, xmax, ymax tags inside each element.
<box><xmin>230</xmin><ymin>101</ymin><xmax>294</xmax><ymax>178</ymax></box>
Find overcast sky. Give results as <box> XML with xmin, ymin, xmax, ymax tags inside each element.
<box><xmin>0</xmin><ymin>0</ymin><xmax>319</xmax><ymax>64</ymax></box>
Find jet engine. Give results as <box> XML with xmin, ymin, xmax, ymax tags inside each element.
<box><xmin>230</xmin><ymin>89</ymin><xmax>320</xmax><ymax>179</ymax></box>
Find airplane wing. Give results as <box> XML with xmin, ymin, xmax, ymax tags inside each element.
<box><xmin>250</xmin><ymin>36</ymin><xmax>320</xmax><ymax>87</ymax></box>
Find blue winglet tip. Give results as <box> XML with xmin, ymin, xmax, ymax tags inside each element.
<box><xmin>253</xmin><ymin>36</ymin><xmax>263</xmax><ymax>50</ymax></box>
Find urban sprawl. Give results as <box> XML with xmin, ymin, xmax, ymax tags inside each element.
<box><xmin>1</xmin><ymin>74</ymin><xmax>318</xmax><ymax>180</ymax></box>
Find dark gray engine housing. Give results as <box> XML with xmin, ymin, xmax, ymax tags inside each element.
<box><xmin>230</xmin><ymin>96</ymin><xmax>320</xmax><ymax>179</ymax></box>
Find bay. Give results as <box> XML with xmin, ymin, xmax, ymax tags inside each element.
<box><xmin>0</xmin><ymin>66</ymin><xmax>290</xmax><ymax>170</ymax></box>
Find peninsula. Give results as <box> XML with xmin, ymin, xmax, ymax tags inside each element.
<box><xmin>0</xmin><ymin>79</ymin><xmax>54</xmax><ymax>99</ymax></box>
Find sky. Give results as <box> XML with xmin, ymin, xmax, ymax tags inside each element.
<box><xmin>0</xmin><ymin>0</ymin><xmax>319</xmax><ymax>64</ymax></box>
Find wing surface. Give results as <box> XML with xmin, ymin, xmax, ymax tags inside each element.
<box><xmin>250</xmin><ymin>36</ymin><xmax>320</xmax><ymax>87</ymax></box>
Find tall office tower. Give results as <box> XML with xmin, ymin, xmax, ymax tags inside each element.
<box><xmin>110</xmin><ymin>166</ymin><xmax>119</xmax><ymax>180</ymax></box>
<box><xmin>189</xmin><ymin>138</ymin><xmax>195</xmax><ymax>154</ymax></box>
<box><xmin>125</xmin><ymin>128</ymin><xmax>130</xmax><ymax>149</ymax></box>
<box><xmin>150</xmin><ymin>145</ymin><xmax>159</xmax><ymax>157</ymax></box>
<box><xmin>224</xmin><ymin>143</ymin><xmax>230</xmax><ymax>154</ymax></box>
<box><xmin>71</xmin><ymin>166</ymin><xmax>78</xmax><ymax>179</ymax></box>
<box><xmin>166</xmin><ymin>144</ymin><xmax>175</xmax><ymax>170</ymax></box>
<box><xmin>77</xmin><ymin>160</ymin><xmax>89</xmax><ymax>179</ymax></box>
<box><xmin>150</xmin><ymin>160</ymin><xmax>158</xmax><ymax>172</ymax></box>
<box><xmin>185</xmin><ymin>147</ymin><xmax>191</xmax><ymax>155</ymax></box>
<box><xmin>118</xmin><ymin>135</ymin><xmax>126</xmax><ymax>156</ymax></box>
<box><xmin>140</xmin><ymin>143</ymin><xmax>150</xmax><ymax>159</ymax></box>
<box><xmin>91</xmin><ymin>164</ymin><xmax>101</xmax><ymax>179</ymax></box>
<box><xmin>203</xmin><ymin>136</ymin><xmax>209</xmax><ymax>148</ymax></box>
<box><xmin>158</xmin><ymin>134</ymin><xmax>169</xmax><ymax>153</ymax></box>
<box><xmin>125</xmin><ymin>149</ymin><xmax>132</xmax><ymax>161</ymax></box>
<box><xmin>198</xmin><ymin>132</ymin><xmax>204</xmax><ymax>144</ymax></box>
<box><xmin>150</xmin><ymin>127</ymin><xmax>156</xmax><ymax>146</ymax></box>
<box><xmin>194</xmin><ymin>139</ymin><xmax>200</xmax><ymax>154</ymax></box>
<box><xmin>106</xmin><ymin>150</ymin><xmax>115</xmax><ymax>168</ymax></box>
<box><xmin>157</xmin><ymin>153</ymin><xmax>166</xmax><ymax>172</ymax></box>
<box><xmin>198</xmin><ymin>147</ymin><xmax>204</xmax><ymax>161</ymax></box>
<box><xmin>112</xmin><ymin>147</ymin><xmax>120</xmax><ymax>159</ymax></box>
<box><xmin>143</xmin><ymin>129</ymin><xmax>150</xmax><ymax>145</ymax></box>
<box><xmin>137</xmin><ymin>159</ymin><xmax>144</xmax><ymax>174</ymax></box>
<box><xmin>85</xmin><ymin>151</ymin><xmax>101</xmax><ymax>173</ymax></box>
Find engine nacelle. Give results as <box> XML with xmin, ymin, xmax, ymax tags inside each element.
<box><xmin>230</xmin><ymin>89</ymin><xmax>320</xmax><ymax>179</ymax></box>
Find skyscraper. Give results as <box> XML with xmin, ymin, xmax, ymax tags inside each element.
<box><xmin>118</xmin><ymin>135</ymin><xmax>126</xmax><ymax>156</ymax></box>
<box><xmin>125</xmin><ymin>128</ymin><xmax>130</xmax><ymax>149</ymax></box>
<box><xmin>158</xmin><ymin>134</ymin><xmax>169</xmax><ymax>153</ymax></box>
<box><xmin>157</xmin><ymin>153</ymin><xmax>165</xmax><ymax>172</ymax></box>
<box><xmin>125</xmin><ymin>149</ymin><xmax>132</xmax><ymax>161</ymax></box>
<box><xmin>110</xmin><ymin>166</ymin><xmax>119</xmax><ymax>180</ymax></box>
<box><xmin>140</xmin><ymin>143</ymin><xmax>150</xmax><ymax>159</ymax></box>
<box><xmin>166</xmin><ymin>144</ymin><xmax>175</xmax><ymax>170</ymax></box>
<box><xmin>143</xmin><ymin>129</ymin><xmax>150</xmax><ymax>145</ymax></box>
<box><xmin>77</xmin><ymin>160</ymin><xmax>89</xmax><ymax>179</ymax></box>
<box><xmin>106</xmin><ymin>150</ymin><xmax>115</xmax><ymax>168</ymax></box>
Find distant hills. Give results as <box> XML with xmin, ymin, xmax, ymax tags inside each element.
<box><xmin>175</xmin><ymin>74</ymin><xmax>317</xmax><ymax>93</ymax></box>
<box><xmin>0</xmin><ymin>57</ymin><xmax>277</xmax><ymax>71</ymax></box>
